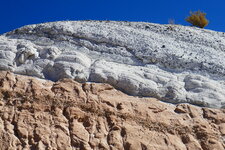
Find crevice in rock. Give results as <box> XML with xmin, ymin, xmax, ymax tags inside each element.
<box><xmin>11</xmin><ymin>114</ymin><xmax>26</xmax><ymax>148</ymax></box>
<box><xmin>202</xmin><ymin>108</ymin><xmax>219</xmax><ymax>123</ymax></box>
<box><xmin>102</xmin><ymin>101</ymin><xmax>115</xmax><ymax>108</ymax></box>
<box><xmin>25</xmin><ymin>79</ymin><xmax>36</xmax><ymax>98</ymax></box>
<box><xmin>28</xmin><ymin>133</ymin><xmax>38</xmax><ymax>150</ymax></box>
<box><xmin>200</xmin><ymin>141</ymin><xmax>210</xmax><ymax>150</ymax></box>
<box><xmin>124</xmin><ymin>142</ymin><xmax>131</xmax><ymax>150</ymax></box>
<box><xmin>121</xmin><ymin>127</ymin><xmax>128</xmax><ymax>149</ymax></box>
<box><xmin>12</xmin><ymin>76</ymin><xmax>18</xmax><ymax>91</ymax></box>
<box><xmin>141</xmin><ymin>143</ymin><xmax>148</xmax><ymax>150</ymax></box>
<box><xmin>2</xmin><ymin>90</ymin><xmax>11</xmax><ymax>100</ymax></box>
<box><xmin>62</xmin><ymin>107</ymin><xmax>74</xmax><ymax>148</ymax></box>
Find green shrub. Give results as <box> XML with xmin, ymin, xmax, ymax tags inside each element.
<box><xmin>185</xmin><ymin>10</ymin><xmax>209</xmax><ymax>28</ymax></box>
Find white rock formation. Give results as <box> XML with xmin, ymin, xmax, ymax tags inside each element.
<box><xmin>1</xmin><ymin>21</ymin><xmax>225</xmax><ymax>108</ymax></box>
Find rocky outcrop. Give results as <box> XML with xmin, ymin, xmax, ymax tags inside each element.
<box><xmin>1</xmin><ymin>21</ymin><xmax>225</xmax><ymax>108</ymax></box>
<box><xmin>0</xmin><ymin>71</ymin><xmax>225</xmax><ymax>150</ymax></box>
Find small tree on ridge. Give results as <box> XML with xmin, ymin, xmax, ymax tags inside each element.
<box><xmin>185</xmin><ymin>10</ymin><xmax>209</xmax><ymax>28</ymax></box>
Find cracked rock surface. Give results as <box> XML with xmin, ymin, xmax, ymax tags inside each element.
<box><xmin>1</xmin><ymin>21</ymin><xmax>225</xmax><ymax>108</ymax></box>
<box><xmin>0</xmin><ymin>71</ymin><xmax>225</xmax><ymax>150</ymax></box>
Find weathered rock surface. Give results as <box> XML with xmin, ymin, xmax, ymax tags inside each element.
<box><xmin>0</xmin><ymin>71</ymin><xmax>225</xmax><ymax>150</ymax></box>
<box><xmin>1</xmin><ymin>21</ymin><xmax>225</xmax><ymax>108</ymax></box>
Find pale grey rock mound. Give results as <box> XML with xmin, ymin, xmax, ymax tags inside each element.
<box><xmin>1</xmin><ymin>21</ymin><xmax>225</xmax><ymax>108</ymax></box>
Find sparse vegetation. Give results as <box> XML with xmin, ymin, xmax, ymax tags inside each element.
<box><xmin>185</xmin><ymin>10</ymin><xmax>209</xmax><ymax>28</ymax></box>
<box><xmin>168</xmin><ymin>19</ymin><xmax>175</xmax><ymax>25</ymax></box>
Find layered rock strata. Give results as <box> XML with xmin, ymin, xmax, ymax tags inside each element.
<box><xmin>1</xmin><ymin>21</ymin><xmax>225</xmax><ymax>107</ymax></box>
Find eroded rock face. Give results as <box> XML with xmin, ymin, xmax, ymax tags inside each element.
<box><xmin>1</xmin><ymin>21</ymin><xmax>225</xmax><ymax>108</ymax></box>
<box><xmin>0</xmin><ymin>71</ymin><xmax>225</xmax><ymax>150</ymax></box>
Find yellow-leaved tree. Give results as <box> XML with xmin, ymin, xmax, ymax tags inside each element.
<box><xmin>185</xmin><ymin>10</ymin><xmax>209</xmax><ymax>28</ymax></box>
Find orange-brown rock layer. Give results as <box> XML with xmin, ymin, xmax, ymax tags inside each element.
<box><xmin>0</xmin><ymin>71</ymin><xmax>225</xmax><ymax>150</ymax></box>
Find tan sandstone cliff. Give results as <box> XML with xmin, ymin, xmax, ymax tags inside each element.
<box><xmin>0</xmin><ymin>71</ymin><xmax>225</xmax><ymax>150</ymax></box>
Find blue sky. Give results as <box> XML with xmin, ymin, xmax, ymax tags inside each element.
<box><xmin>1</xmin><ymin>0</ymin><xmax>225</xmax><ymax>34</ymax></box>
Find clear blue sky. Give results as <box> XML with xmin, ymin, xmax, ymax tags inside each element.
<box><xmin>1</xmin><ymin>0</ymin><xmax>225</xmax><ymax>34</ymax></box>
